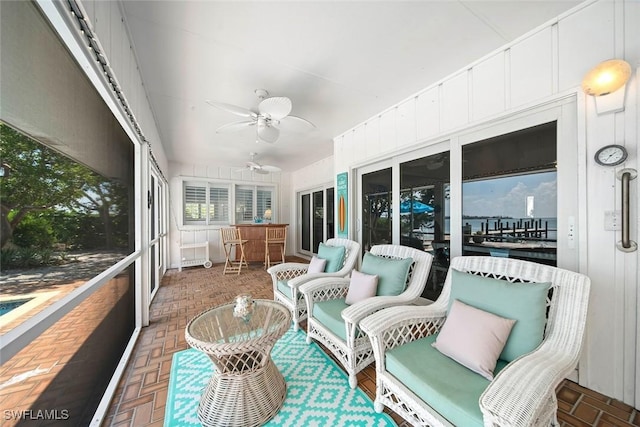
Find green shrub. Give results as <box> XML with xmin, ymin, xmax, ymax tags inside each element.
<box><xmin>0</xmin><ymin>247</ymin><xmax>55</xmax><ymax>269</ymax></box>
<box><xmin>12</xmin><ymin>214</ymin><xmax>55</xmax><ymax>249</ymax></box>
<box><xmin>1</xmin><ymin>248</ymin><xmax>18</xmax><ymax>268</ymax></box>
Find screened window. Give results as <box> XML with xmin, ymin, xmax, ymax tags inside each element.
<box><xmin>183</xmin><ymin>182</ymin><xmax>230</xmax><ymax>224</ymax></box>
<box><xmin>0</xmin><ymin>1</ymin><xmax>135</xmax><ymax>421</ymax></box>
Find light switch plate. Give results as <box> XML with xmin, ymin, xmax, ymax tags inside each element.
<box><xmin>567</xmin><ymin>216</ymin><xmax>575</xmax><ymax>249</ymax></box>
<box><xmin>604</xmin><ymin>211</ymin><xmax>621</xmax><ymax>231</ymax></box>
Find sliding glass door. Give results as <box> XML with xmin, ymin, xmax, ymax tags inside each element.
<box><xmin>461</xmin><ymin>122</ymin><xmax>557</xmax><ymax>266</ymax></box>
<box><xmin>149</xmin><ymin>165</ymin><xmax>167</xmax><ymax>301</ymax></box>
<box><xmin>361</xmin><ymin>168</ymin><xmax>393</xmax><ymax>252</ymax></box>
<box><xmin>400</xmin><ymin>152</ymin><xmax>450</xmax><ymax>299</ymax></box>
<box><xmin>298</xmin><ymin>185</ymin><xmax>334</xmax><ymax>255</ymax></box>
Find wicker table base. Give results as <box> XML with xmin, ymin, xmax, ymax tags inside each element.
<box><xmin>185</xmin><ymin>299</ymin><xmax>291</xmax><ymax>427</ymax></box>
<box><xmin>197</xmin><ymin>358</ymin><xmax>286</xmax><ymax>427</ymax></box>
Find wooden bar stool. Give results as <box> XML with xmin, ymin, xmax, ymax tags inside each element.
<box><xmin>220</xmin><ymin>228</ymin><xmax>248</xmax><ymax>275</ymax></box>
<box><xmin>264</xmin><ymin>227</ymin><xmax>286</xmax><ymax>269</ymax></box>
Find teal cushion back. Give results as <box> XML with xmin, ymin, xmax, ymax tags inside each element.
<box><xmin>449</xmin><ymin>268</ymin><xmax>550</xmax><ymax>362</ymax></box>
<box><xmin>276</xmin><ymin>280</ymin><xmax>292</xmax><ymax>299</ymax></box>
<box><xmin>317</xmin><ymin>243</ymin><xmax>346</xmax><ymax>273</ymax></box>
<box><xmin>361</xmin><ymin>252</ymin><xmax>413</xmax><ymax>296</ymax></box>
<box><xmin>386</xmin><ymin>335</ymin><xmax>508</xmax><ymax>427</ymax></box>
<box><xmin>312</xmin><ymin>299</ymin><xmax>349</xmax><ymax>341</ymax></box>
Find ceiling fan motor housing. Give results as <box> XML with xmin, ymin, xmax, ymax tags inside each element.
<box><xmin>208</xmin><ymin>90</ymin><xmax>313</xmax><ymax>144</ymax></box>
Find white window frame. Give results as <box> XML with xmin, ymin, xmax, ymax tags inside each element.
<box><xmin>180</xmin><ymin>179</ymin><xmax>277</xmax><ymax>226</ymax></box>
<box><xmin>234</xmin><ymin>184</ymin><xmax>276</xmax><ymax>224</ymax></box>
<box><xmin>183</xmin><ymin>181</ymin><xmax>231</xmax><ymax>225</ymax></box>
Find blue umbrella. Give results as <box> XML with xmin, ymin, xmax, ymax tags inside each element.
<box><xmin>400</xmin><ymin>200</ymin><xmax>434</xmax><ymax>214</ymax></box>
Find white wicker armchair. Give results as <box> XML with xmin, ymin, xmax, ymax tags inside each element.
<box><xmin>267</xmin><ymin>238</ymin><xmax>360</xmax><ymax>331</ymax></box>
<box><xmin>360</xmin><ymin>256</ymin><xmax>591</xmax><ymax>427</ymax></box>
<box><xmin>299</xmin><ymin>244</ymin><xmax>433</xmax><ymax>389</ymax></box>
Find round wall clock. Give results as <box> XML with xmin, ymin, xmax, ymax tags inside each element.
<box><xmin>594</xmin><ymin>144</ymin><xmax>627</xmax><ymax>166</ymax></box>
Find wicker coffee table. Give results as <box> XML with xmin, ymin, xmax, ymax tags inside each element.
<box><xmin>185</xmin><ymin>299</ymin><xmax>291</xmax><ymax>427</ymax></box>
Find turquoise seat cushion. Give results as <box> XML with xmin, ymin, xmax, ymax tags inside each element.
<box><xmin>277</xmin><ymin>280</ymin><xmax>293</xmax><ymax>299</ymax></box>
<box><xmin>312</xmin><ymin>299</ymin><xmax>349</xmax><ymax>341</ymax></box>
<box><xmin>318</xmin><ymin>243</ymin><xmax>346</xmax><ymax>273</ymax></box>
<box><xmin>386</xmin><ymin>335</ymin><xmax>508</xmax><ymax>427</ymax></box>
<box><xmin>361</xmin><ymin>252</ymin><xmax>413</xmax><ymax>296</ymax></box>
<box><xmin>449</xmin><ymin>268</ymin><xmax>551</xmax><ymax>362</ymax></box>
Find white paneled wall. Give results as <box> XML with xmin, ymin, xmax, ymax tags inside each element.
<box><xmin>416</xmin><ymin>86</ymin><xmax>440</xmax><ymax>141</ymax></box>
<box><xmin>510</xmin><ymin>28</ymin><xmax>554</xmax><ymax>105</ymax></box>
<box><xmin>79</xmin><ymin>0</ymin><xmax>168</xmax><ymax>173</ymax></box>
<box><xmin>168</xmin><ymin>161</ymin><xmax>287</xmax><ymax>269</ymax></box>
<box><xmin>291</xmin><ymin>155</ymin><xmax>335</xmax><ymax>190</ymax></box>
<box><xmin>333</xmin><ymin>0</ymin><xmax>640</xmax><ymax>406</ymax></box>
<box><xmin>442</xmin><ymin>71</ymin><xmax>470</xmax><ymax>130</ymax></box>
<box><xmin>397</xmin><ymin>99</ymin><xmax>417</xmax><ymax>148</ymax></box>
<box><xmin>473</xmin><ymin>52</ymin><xmax>506</xmax><ymax>119</ymax></box>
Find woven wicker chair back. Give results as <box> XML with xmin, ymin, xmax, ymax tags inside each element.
<box><xmin>324</xmin><ymin>238</ymin><xmax>361</xmax><ymax>273</ymax></box>
<box><xmin>368</xmin><ymin>244</ymin><xmax>433</xmax><ymax>300</ymax></box>
<box><xmin>435</xmin><ymin>256</ymin><xmax>590</xmax><ymax>340</ymax></box>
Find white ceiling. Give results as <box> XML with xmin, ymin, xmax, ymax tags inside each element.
<box><xmin>121</xmin><ymin>0</ymin><xmax>581</xmax><ymax>173</ymax></box>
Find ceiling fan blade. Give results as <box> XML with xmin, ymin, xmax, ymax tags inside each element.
<box><xmin>254</xmin><ymin>168</ymin><xmax>269</xmax><ymax>175</ymax></box>
<box><xmin>282</xmin><ymin>115</ymin><xmax>316</xmax><ymax>128</ymax></box>
<box><xmin>206</xmin><ymin>100</ymin><xmax>256</xmax><ymax>118</ymax></box>
<box><xmin>260</xmin><ymin>165</ymin><xmax>281</xmax><ymax>173</ymax></box>
<box><xmin>258</xmin><ymin>97</ymin><xmax>292</xmax><ymax>120</ymax></box>
<box><xmin>216</xmin><ymin>120</ymin><xmax>255</xmax><ymax>133</ymax></box>
<box><xmin>257</xmin><ymin>124</ymin><xmax>280</xmax><ymax>143</ymax></box>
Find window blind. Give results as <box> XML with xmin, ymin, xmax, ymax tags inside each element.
<box><xmin>184</xmin><ymin>184</ymin><xmax>206</xmax><ymax>222</ymax></box>
<box><xmin>235</xmin><ymin>188</ymin><xmax>254</xmax><ymax>222</ymax></box>
<box><xmin>209</xmin><ymin>187</ymin><xmax>229</xmax><ymax>222</ymax></box>
<box><xmin>257</xmin><ymin>188</ymin><xmax>272</xmax><ymax>220</ymax></box>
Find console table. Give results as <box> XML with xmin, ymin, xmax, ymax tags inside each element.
<box><xmin>235</xmin><ymin>224</ymin><xmax>288</xmax><ymax>263</ymax></box>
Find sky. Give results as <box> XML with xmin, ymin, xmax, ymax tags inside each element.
<box><xmin>461</xmin><ymin>171</ymin><xmax>557</xmax><ymax>218</ymax></box>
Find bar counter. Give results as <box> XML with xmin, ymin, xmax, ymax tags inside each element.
<box><xmin>235</xmin><ymin>224</ymin><xmax>288</xmax><ymax>263</ymax></box>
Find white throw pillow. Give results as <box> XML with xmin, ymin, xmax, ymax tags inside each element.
<box><xmin>345</xmin><ymin>270</ymin><xmax>378</xmax><ymax>305</ymax></box>
<box><xmin>432</xmin><ymin>299</ymin><xmax>516</xmax><ymax>380</ymax></box>
<box><xmin>307</xmin><ymin>256</ymin><xmax>327</xmax><ymax>274</ymax></box>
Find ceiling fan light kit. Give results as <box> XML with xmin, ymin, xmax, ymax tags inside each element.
<box><xmin>207</xmin><ymin>89</ymin><xmax>314</xmax><ymax>144</ymax></box>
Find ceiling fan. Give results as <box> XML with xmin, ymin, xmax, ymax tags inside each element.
<box><xmin>206</xmin><ymin>89</ymin><xmax>315</xmax><ymax>143</ymax></box>
<box><xmin>237</xmin><ymin>152</ymin><xmax>281</xmax><ymax>175</ymax></box>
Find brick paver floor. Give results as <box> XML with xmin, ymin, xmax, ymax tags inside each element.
<box><xmin>103</xmin><ymin>261</ymin><xmax>640</xmax><ymax>427</ymax></box>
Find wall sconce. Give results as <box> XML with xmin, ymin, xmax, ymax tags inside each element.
<box><xmin>582</xmin><ymin>59</ymin><xmax>632</xmax><ymax>114</ymax></box>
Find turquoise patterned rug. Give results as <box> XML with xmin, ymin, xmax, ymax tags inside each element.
<box><xmin>165</xmin><ymin>327</ymin><xmax>396</xmax><ymax>427</ymax></box>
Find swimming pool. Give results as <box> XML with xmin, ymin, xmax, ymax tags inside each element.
<box><xmin>0</xmin><ymin>299</ymin><xmax>33</xmax><ymax>316</ymax></box>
